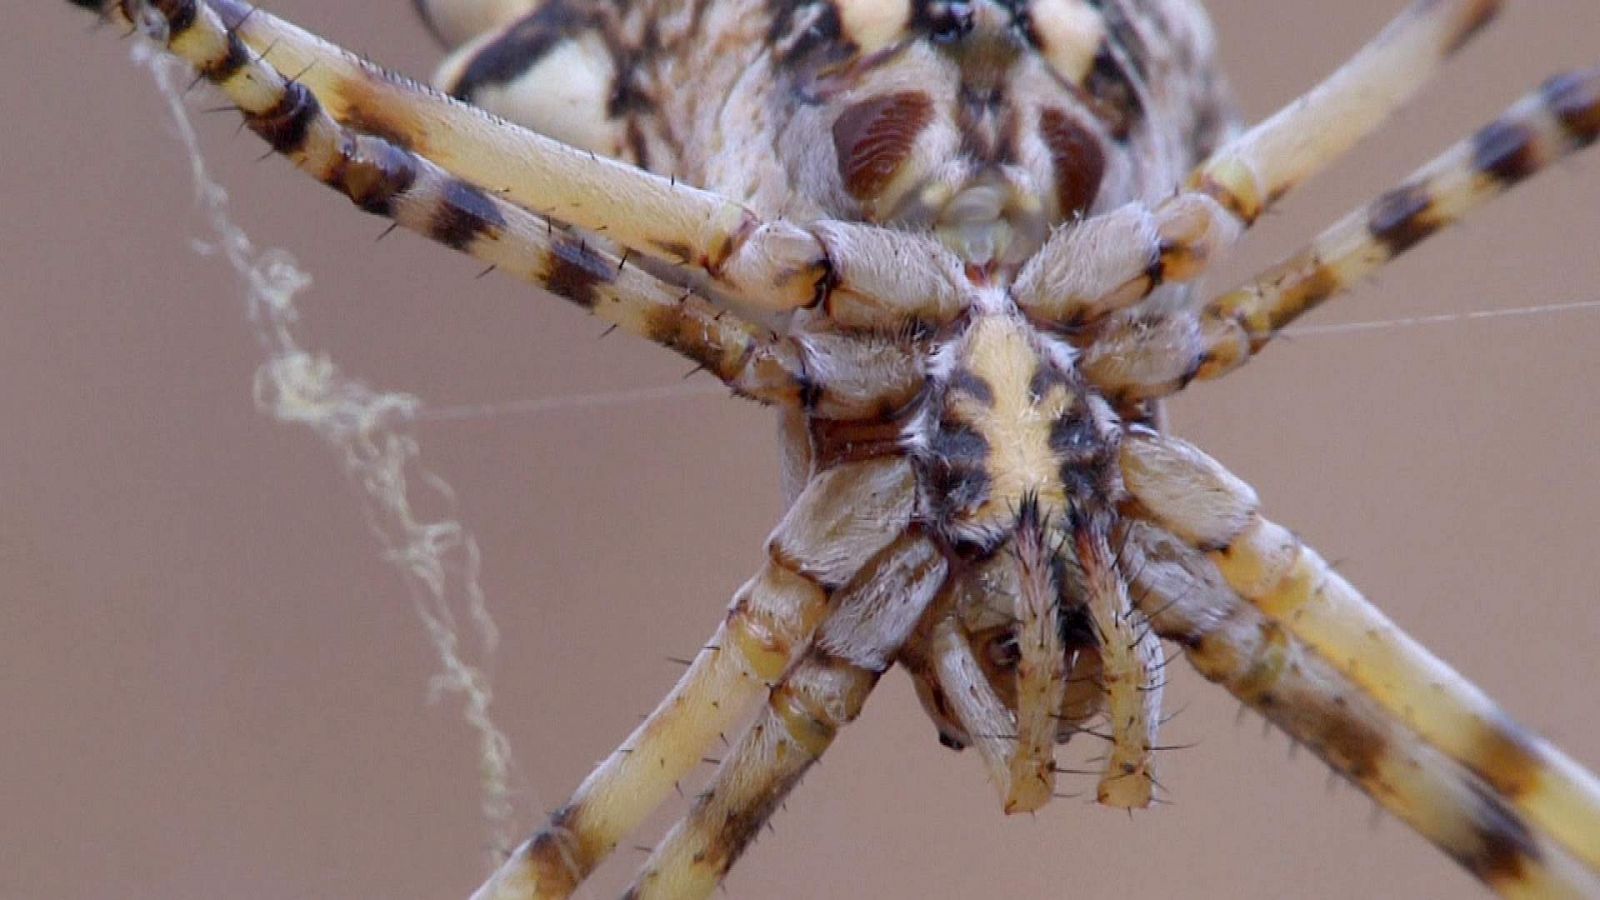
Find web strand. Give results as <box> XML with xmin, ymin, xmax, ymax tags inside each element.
<box><xmin>408</xmin><ymin>298</ymin><xmax>1600</xmax><ymax>425</ymax></box>
<box><xmin>1280</xmin><ymin>297</ymin><xmax>1600</xmax><ymax>339</ymax></box>
<box><xmin>139</xmin><ymin>42</ymin><xmax>522</xmax><ymax>858</ymax></box>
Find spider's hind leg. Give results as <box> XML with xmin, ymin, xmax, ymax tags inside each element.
<box><xmin>625</xmin><ymin>532</ymin><xmax>947</xmax><ymax>900</ymax></box>
<box><xmin>1120</xmin><ymin>431</ymin><xmax>1600</xmax><ymax>884</ymax></box>
<box><xmin>474</xmin><ymin>459</ymin><xmax>921</xmax><ymax>900</ymax></box>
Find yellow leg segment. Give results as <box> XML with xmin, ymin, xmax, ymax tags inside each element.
<box><xmin>99</xmin><ymin>0</ymin><xmax>978</xmax><ymax>323</ymax></box>
<box><xmin>1197</xmin><ymin>68</ymin><xmax>1600</xmax><ymax>382</ymax></box>
<box><xmin>1019</xmin><ymin>0</ymin><xmax>1503</xmax><ymax>326</ymax></box>
<box><xmin>1004</xmin><ymin>506</ymin><xmax>1068</xmax><ymax>813</ymax></box>
<box><xmin>626</xmin><ymin>534</ymin><xmax>946</xmax><ymax>899</ymax></box>
<box><xmin>1191</xmin><ymin>0</ymin><xmax>1503</xmax><ymax>224</ymax></box>
<box><xmin>472</xmin><ymin>459</ymin><xmax>918</xmax><ymax>899</ymax></box>
<box><xmin>1122</xmin><ymin>432</ymin><xmax>1600</xmax><ymax>876</ymax></box>
<box><xmin>100</xmin><ymin>0</ymin><xmax>839</xmax><ymax>409</ymax></box>
<box><xmin>1077</xmin><ymin>525</ymin><xmax>1162</xmax><ymax>809</ymax></box>
<box><xmin>1085</xmin><ymin>68</ymin><xmax>1600</xmax><ymax>401</ymax></box>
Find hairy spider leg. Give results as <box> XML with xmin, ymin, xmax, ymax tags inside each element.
<box><xmin>1003</xmin><ymin>502</ymin><xmax>1071</xmax><ymax>813</ymax></box>
<box><xmin>1121</xmin><ymin>431</ymin><xmax>1600</xmax><ymax>881</ymax></box>
<box><xmin>1075</xmin><ymin>523</ymin><xmax>1164</xmax><ymax>808</ymax></box>
<box><xmin>1193</xmin><ymin>68</ymin><xmax>1600</xmax><ymax>384</ymax></box>
<box><xmin>113</xmin><ymin>0</ymin><xmax>976</xmax><ymax>325</ymax></box>
<box><xmin>94</xmin><ymin>0</ymin><xmax>852</xmax><ymax>407</ymax></box>
<box><xmin>1083</xmin><ymin>67</ymin><xmax>1600</xmax><ymax>400</ymax></box>
<box><xmin>473</xmin><ymin>458</ymin><xmax>919</xmax><ymax>900</ymax></box>
<box><xmin>1015</xmin><ymin>0</ymin><xmax>1505</xmax><ymax>324</ymax></box>
<box><xmin>626</xmin><ymin>532</ymin><xmax>946</xmax><ymax>899</ymax></box>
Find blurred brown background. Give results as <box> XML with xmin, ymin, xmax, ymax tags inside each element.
<box><xmin>4</xmin><ymin>3</ymin><xmax>1599</xmax><ymax>898</ymax></box>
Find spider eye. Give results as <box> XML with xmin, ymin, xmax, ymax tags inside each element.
<box><xmin>921</xmin><ymin>0</ymin><xmax>975</xmax><ymax>43</ymax></box>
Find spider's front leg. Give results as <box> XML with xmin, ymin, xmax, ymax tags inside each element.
<box><xmin>474</xmin><ymin>457</ymin><xmax>920</xmax><ymax>900</ymax></box>
<box><xmin>96</xmin><ymin>0</ymin><xmax>971</xmax><ymax>328</ymax></box>
<box><xmin>1119</xmin><ymin>431</ymin><xmax>1600</xmax><ymax>893</ymax></box>
<box><xmin>1014</xmin><ymin>0</ymin><xmax>1505</xmax><ymax>326</ymax></box>
<box><xmin>1086</xmin><ymin>67</ymin><xmax>1600</xmax><ymax>400</ymax></box>
<box><xmin>89</xmin><ymin>0</ymin><xmax>946</xmax><ymax>421</ymax></box>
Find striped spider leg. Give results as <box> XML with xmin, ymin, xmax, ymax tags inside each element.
<box><xmin>34</xmin><ymin>0</ymin><xmax>1600</xmax><ymax>898</ymax></box>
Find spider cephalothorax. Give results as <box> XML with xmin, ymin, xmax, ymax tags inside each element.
<box><xmin>69</xmin><ymin>0</ymin><xmax>1600</xmax><ymax>896</ymax></box>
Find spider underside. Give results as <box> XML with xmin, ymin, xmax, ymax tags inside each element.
<box><xmin>71</xmin><ymin>0</ymin><xmax>1600</xmax><ymax>896</ymax></box>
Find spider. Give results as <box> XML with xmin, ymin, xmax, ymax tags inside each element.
<box><xmin>15</xmin><ymin>0</ymin><xmax>1600</xmax><ymax>890</ymax></box>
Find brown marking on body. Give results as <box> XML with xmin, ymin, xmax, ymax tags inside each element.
<box><xmin>832</xmin><ymin>91</ymin><xmax>935</xmax><ymax>204</ymax></box>
<box><xmin>1039</xmin><ymin>107</ymin><xmax>1105</xmax><ymax>218</ymax></box>
<box><xmin>809</xmin><ymin>415</ymin><xmax>911</xmax><ymax>470</ymax></box>
<box><xmin>449</xmin><ymin>3</ymin><xmax>591</xmax><ymax>98</ymax></box>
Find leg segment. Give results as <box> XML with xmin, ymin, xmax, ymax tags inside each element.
<box><xmin>926</xmin><ymin>610</ymin><xmax>1022</xmax><ymax>806</ymax></box>
<box><xmin>88</xmin><ymin>0</ymin><xmax>970</xmax><ymax>326</ymax></box>
<box><xmin>1075</xmin><ymin>523</ymin><xmax>1163</xmax><ymax>809</ymax></box>
<box><xmin>472</xmin><ymin>458</ymin><xmax>918</xmax><ymax>900</ymax></box>
<box><xmin>1189</xmin><ymin>0</ymin><xmax>1502</xmax><ymax>225</ymax></box>
<box><xmin>96</xmin><ymin>0</ymin><xmax>935</xmax><ymax>416</ymax></box>
<box><xmin>1122</xmin><ymin>519</ymin><xmax>1600</xmax><ymax>897</ymax></box>
<box><xmin>1086</xmin><ymin>68</ymin><xmax>1600</xmax><ymax>400</ymax></box>
<box><xmin>625</xmin><ymin>533</ymin><xmax>947</xmax><ymax>899</ymax></box>
<box><xmin>106</xmin><ymin>0</ymin><xmax>822</xmax><ymax>403</ymax></box>
<box><xmin>1193</xmin><ymin>68</ymin><xmax>1600</xmax><ymax>383</ymax></box>
<box><xmin>1120</xmin><ymin>431</ymin><xmax>1600</xmax><ymax>874</ymax></box>
<box><xmin>1005</xmin><ymin>504</ymin><xmax>1069</xmax><ymax>813</ymax></box>
<box><xmin>1016</xmin><ymin>0</ymin><xmax>1503</xmax><ymax>325</ymax></box>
